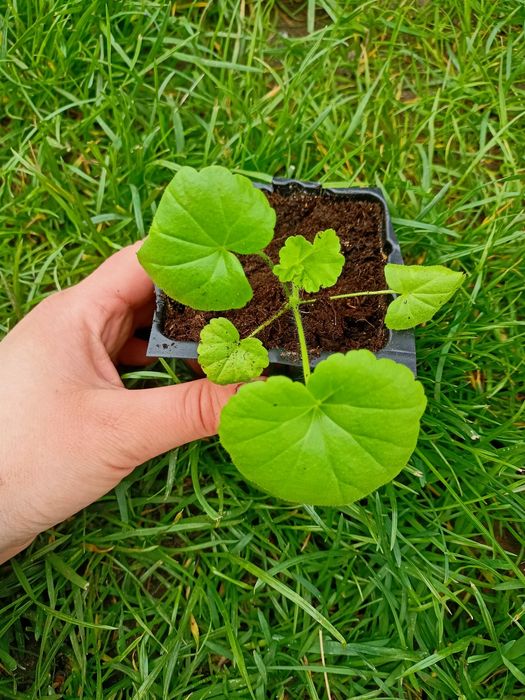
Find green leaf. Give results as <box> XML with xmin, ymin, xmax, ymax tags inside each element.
<box><xmin>385</xmin><ymin>264</ymin><xmax>464</xmax><ymax>330</ymax></box>
<box><xmin>138</xmin><ymin>166</ymin><xmax>275</xmax><ymax>310</ymax></box>
<box><xmin>219</xmin><ymin>350</ymin><xmax>426</xmax><ymax>505</ymax></box>
<box><xmin>198</xmin><ymin>318</ymin><xmax>269</xmax><ymax>384</ymax></box>
<box><xmin>273</xmin><ymin>229</ymin><xmax>345</xmax><ymax>292</ymax></box>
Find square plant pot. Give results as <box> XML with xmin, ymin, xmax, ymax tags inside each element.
<box><xmin>145</xmin><ymin>178</ymin><xmax>417</xmax><ymax>375</ymax></box>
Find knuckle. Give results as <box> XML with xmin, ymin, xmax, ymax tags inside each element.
<box><xmin>190</xmin><ymin>381</ymin><xmax>228</xmax><ymax>437</ymax></box>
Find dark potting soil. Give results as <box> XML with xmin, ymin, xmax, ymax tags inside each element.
<box><xmin>162</xmin><ymin>189</ymin><xmax>390</xmax><ymax>358</ymax></box>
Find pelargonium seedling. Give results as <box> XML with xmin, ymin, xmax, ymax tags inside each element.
<box><xmin>138</xmin><ymin>166</ymin><xmax>464</xmax><ymax>506</ymax></box>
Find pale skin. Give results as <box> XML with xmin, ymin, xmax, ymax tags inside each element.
<box><xmin>0</xmin><ymin>242</ymin><xmax>239</xmax><ymax>563</ymax></box>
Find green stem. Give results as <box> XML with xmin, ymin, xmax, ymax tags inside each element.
<box><xmin>327</xmin><ymin>288</ymin><xmax>395</xmax><ymax>301</ymax></box>
<box><xmin>256</xmin><ymin>250</ymin><xmax>275</xmax><ymax>270</ymax></box>
<box><xmin>247</xmin><ymin>302</ymin><xmax>290</xmax><ymax>338</ymax></box>
<box><xmin>290</xmin><ymin>285</ymin><xmax>311</xmax><ymax>382</ymax></box>
<box><xmin>299</xmin><ymin>289</ymin><xmax>395</xmax><ymax>305</ymax></box>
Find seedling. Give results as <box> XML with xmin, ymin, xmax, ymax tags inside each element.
<box><xmin>139</xmin><ymin>166</ymin><xmax>464</xmax><ymax>506</ymax></box>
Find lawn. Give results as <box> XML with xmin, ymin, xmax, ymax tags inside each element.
<box><xmin>1</xmin><ymin>1</ymin><xmax>524</xmax><ymax>698</ymax></box>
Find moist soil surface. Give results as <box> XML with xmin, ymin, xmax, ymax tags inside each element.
<box><xmin>162</xmin><ymin>188</ymin><xmax>390</xmax><ymax>359</ymax></box>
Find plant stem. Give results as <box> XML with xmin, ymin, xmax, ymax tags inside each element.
<box><xmin>247</xmin><ymin>302</ymin><xmax>290</xmax><ymax>338</ymax></box>
<box><xmin>299</xmin><ymin>289</ymin><xmax>395</xmax><ymax>305</ymax></box>
<box><xmin>256</xmin><ymin>251</ymin><xmax>275</xmax><ymax>270</ymax></box>
<box><xmin>290</xmin><ymin>285</ymin><xmax>311</xmax><ymax>382</ymax></box>
<box><xmin>327</xmin><ymin>288</ymin><xmax>395</xmax><ymax>301</ymax></box>
<box><xmin>249</xmin><ymin>288</ymin><xmax>394</xmax><ymax>375</ymax></box>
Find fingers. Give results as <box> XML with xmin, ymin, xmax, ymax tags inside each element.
<box><xmin>96</xmin><ymin>379</ymin><xmax>240</xmax><ymax>467</ymax></box>
<box><xmin>71</xmin><ymin>243</ymin><xmax>239</xmax><ymax>466</ymax></box>
<box><xmin>78</xmin><ymin>242</ymin><xmax>154</xmax><ymax>312</ymax></box>
<box><xmin>71</xmin><ymin>242</ymin><xmax>156</xmax><ymax>355</ymax></box>
<box><xmin>132</xmin><ymin>296</ymin><xmax>156</xmax><ymax>331</ymax></box>
<box><xmin>117</xmin><ymin>337</ymin><xmax>151</xmax><ymax>366</ymax></box>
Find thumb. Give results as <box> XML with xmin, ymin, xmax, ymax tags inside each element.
<box><xmin>98</xmin><ymin>379</ymin><xmax>240</xmax><ymax>467</ymax></box>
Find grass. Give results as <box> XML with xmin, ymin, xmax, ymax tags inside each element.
<box><xmin>0</xmin><ymin>0</ymin><xmax>524</xmax><ymax>697</ymax></box>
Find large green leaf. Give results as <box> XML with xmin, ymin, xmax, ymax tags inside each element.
<box><xmin>219</xmin><ymin>350</ymin><xmax>426</xmax><ymax>505</ymax></box>
<box><xmin>198</xmin><ymin>318</ymin><xmax>269</xmax><ymax>384</ymax></box>
<box><xmin>137</xmin><ymin>166</ymin><xmax>276</xmax><ymax>310</ymax></box>
<box><xmin>273</xmin><ymin>229</ymin><xmax>344</xmax><ymax>292</ymax></box>
<box><xmin>385</xmin><ymin>264</ymin><xmax>464</xmax><ymax>330</ymax></box>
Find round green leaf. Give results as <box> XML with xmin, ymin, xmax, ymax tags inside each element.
<box><xmin>385</xmin><ymin>264</ymin><xmax>464</xmax><ymax>330</ymax></box>
<box><xmin>137</xmin><ymin>166</ymin><xmax>276</xmax><ymax>310</ymax></box>
<box><xmin>198</xmin><ymin>318</ymin><xmax>269</xmax><ymax>385</ymax></box>
<box><xmin>273</xmin><ymin>229</ymin><xmax>344</xmax><ymax>292</ymax></box>
<box><xmin>219</xmin><ymin>350</ymin><xmax>426</xmax><ymax>505</ymax></box>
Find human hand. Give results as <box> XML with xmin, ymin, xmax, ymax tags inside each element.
<box><xmin>0</xmin><ymin>243</ymin><xmax>238</xmax><ymax>562</ymax></box>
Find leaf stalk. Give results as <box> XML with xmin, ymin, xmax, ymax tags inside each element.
<box><xmin>299</xmin><ymin>289</ymin><xmax>395</xmax><ymax>305</ymax></box>
<box><xmin>328</xmin><ymin>288</ymin><xmax>395</xmax><ymax>301</ymax></box>
<box><xmin>256</xmin><ymin>251</ymin><xmax>275</xmax><ymax>270</ymax></box>
<box><xmin>290</xmin><ymin>285</ymin><xmax>311</xmax><ymax>382</ymax></box>
<box><xmin>247</xmin><ymin>303</ymin><xmax>290</xmax><ymax>338</ymax></box>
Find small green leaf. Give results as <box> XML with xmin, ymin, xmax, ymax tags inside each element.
<box><xmin>273</xmin><ymin>229</ymin><xmax>345</xmax><ymax>292</ymax></box>
<box><xmin>138</xmin><ymin>166</ymin><xmax>275</xmax><ymax>310</ymax></box>
<box><xmin>219</xmin><ymin>350</ymin><xmax>426</xmax><ymax>505</ymax></box>
<box><xmin>198</xmin><ymin>318</ymin><xmax>269</xmax><ymax>385</ymax></box>
<box><xmin>385</xmin><ymin>264</ymin><xmax>464</xmax><ymax>330</ymax></box>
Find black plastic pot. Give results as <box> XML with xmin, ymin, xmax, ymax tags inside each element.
<box><xmin>145</xmin><ymin>178</ymin><xmax>417</xmax><ymax>375</ymax></box>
